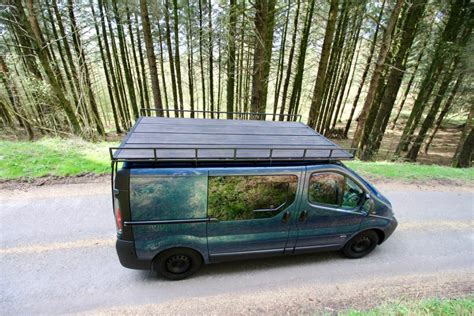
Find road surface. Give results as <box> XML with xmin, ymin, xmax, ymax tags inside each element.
<box><xmin>1</xmin><ymin>181</ymin><xmax>473</xmax><ymax>314</ymax></box>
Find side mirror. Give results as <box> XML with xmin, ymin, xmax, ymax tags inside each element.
<box><xmin>361</xmin><ymin>194</ymin><xmax>375</xmax><ymax>216</ymax></box>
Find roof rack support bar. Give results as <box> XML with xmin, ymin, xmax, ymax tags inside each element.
<box><xmin>140</xmin><ymin>108</ymin><xmax>302</xmax><ymax>122</ymax></box>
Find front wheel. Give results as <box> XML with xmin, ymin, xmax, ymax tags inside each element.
<box><xmin>153</xmin><ymin>248</ymin><xmax>202</xmax><ymax>280</ymax></box>
<box><xmin>342</xmin><ymin>230</ymin><xmax>379</xmax><ymax>259</ymax></box>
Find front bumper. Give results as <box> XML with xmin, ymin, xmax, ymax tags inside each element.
<box><xmin>116</xmin><ymin>239</ymin><xmax>151</xmax><ymax>270</ymax></box>
<box><xmin>382</xmin><ymin>218</ymin><xmax>398</xmax><ymax>243</ymax></box>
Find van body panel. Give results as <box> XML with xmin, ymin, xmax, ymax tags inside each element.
<box><xmin>114</xmin><ymin>162</ymin><xmax>397</xmax><ymax>271</ymax></box>
<box><xmin>129</xmin><ymin>168</ymin><xmax>208</xmax><ymax>260</ymax></box>
<box><xmin>207</xmin><ymin>166</ymin><xmax>304</xmax><ymax>258</ymax></box>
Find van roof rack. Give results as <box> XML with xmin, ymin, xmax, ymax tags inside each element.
<box><xmin>110</xmin><ymin>114</ymin><xmax>355</xmax><ymax>164</ymax></box>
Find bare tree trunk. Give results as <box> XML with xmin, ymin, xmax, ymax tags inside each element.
<box><xmin>395</xmin><ymin>0</ymin><xmax>468</xmax><ymax>156</ymax></box>
<box><xmin>288</xmin><ymin>0</ymin><xmax>315</xmax><ymax>120</ymax></box>
<box><xmin>91</xmin><ymin>0</ymin><xmax>121</xmax><ymax>133</ymax></box>
<box><xmin>140</xmin><ymin>0</ymin><xmax>163</xmax><ymax>116</ymax></box>
<box><xmin>424</xmin><ymin>73</ymin><xmax>463</xmax><ymax>154</ymax></box>
<box><xmin>307</xmin><ymin>0</ymin><xmax>340</xmax><ymax>129</ymax></box>
<box><xmin>452</xmin><ymin>104</ymin><xmax>473</xmax><ymax>168</ymax></box>
<box><xmin>198</xmin><ymin>0</ymin><xmax>207</xmax><ymax>117</ymax></box>
<box><xmin>126</xmin><ymin>5</ymin><xmax>145</xmax><ymax>112</ymax></box>
<box><xmin>164</xmin><ymin>0</ymin><xmax>179</xmax><ymax>117</ymax></box>
<box><xmin>185</xmin><ymin>0</ymin><xmax>195</xmax><ymax>117</ymax></box>
<box><xmin>21</xmin><ymin>0</ymin><xmax>81</xmax><ymax>134</ymax></box>
<box><xmin>351</xmin><ymin>0</ymin><xmax>404</xmax><ymax>150</ymax></box>
<box><xmin>344</xmin><ymin>0</ymin><xmax>386</xmax><ymax>138</ymax></box>
<box><xmin>208</xmin><ymin>1</ymin><xmax>215</xmax><ymax>118</ymax></box>
<box><xmin>172</xmin><ymin>0</ymin><xmax>184</xmax><ymax>115</ymax></box>
<box><xmin>272</xmin><ymin>2</ymin><xmax>290</xmax><ymax>120</ymax></box>
<box><xmin>68</xmin><ymin>0</ymin><xmax>105</xmax><ymax>135</ymax></box>
<box><xmin>226</xmin><ymin>0</ymin><xmax>237</xmax><ymax>119</ymax></box>
<box><xmin>250</xmin><ymin>0</ymin><xmax>277</xmax><ymax>118</ymax></box>
<box><xmin>157</xmin><ymin>23</ymin><xmax>170</xmax><ymax>116</ymax></box>
<box><xmin>279</xmin><ymin>0</ymin><xmax>301</xmax><ymax>121</ymax></box>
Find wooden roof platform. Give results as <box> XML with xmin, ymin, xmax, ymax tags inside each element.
<box><xmin>110</xmin><ymin>117</ymin><xmax>354</xmax><ymax>162</ymax></box>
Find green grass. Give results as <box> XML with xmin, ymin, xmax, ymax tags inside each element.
<box><xmin>346</xmin><ymin>160</ymin><xmax>474</xmax><ymax>182</ymax></box>
<box><xmin>0</xmin><ymin>138</ymin><xmax>116</xmax><ymax>179</ymax></box>
<box><xmin>343</xmin><ymin>297</ymin><xmax>474</xmax><ymax>315</ymax></box>
<box><xmin>0</xmin><ymin>138</ymin><xmax>472</xmax><ymax>181</ymax></box>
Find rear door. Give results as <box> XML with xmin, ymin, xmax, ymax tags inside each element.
<box><xmin>293</xmin><ymin>165</ymin><xmax>366</xmax><ymax>252</ymax></box>
<box><xmin>207</xmin><ymin>166</ymin><xmax>303</xmax><ymax>261</ymax></box>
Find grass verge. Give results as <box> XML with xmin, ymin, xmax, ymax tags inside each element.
<box><xmin>0</xmin><ymin>138</ymin><xmax>472</xmax><ymax>182</ymax></box>
<box><xmin>345</xmin><ymin>160</ymin><xmax>473</xmax><ymax>182</ymax></box>
<box><xmin>0</xmin><ymin>138</ymin><xmax>116</xmax><ymax>179</ymax></box>
<box><xmin>343</xmin><ymin>297</ymin><xmax>474</xmax><ymax>315</ymax></box>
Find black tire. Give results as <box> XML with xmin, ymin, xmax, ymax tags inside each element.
<box><xmin>342</xmin><ymin>230</ymin><xmax>379</xmax><ymax>259</ymax></box>
<box><xmin>153</xmin><ymin>248</ymin><xmax>202</xmax><ymax>280</ymax></box>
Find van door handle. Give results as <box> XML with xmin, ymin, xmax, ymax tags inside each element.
<box><xmin>299</xmin><ymin>210</ymin><xmax>308</xmax><ymax>222</ymax></box>
<box><xmin>282</xmin><ymin>211</ymin><xmax>290</xmax><ymax>223</ymax></box>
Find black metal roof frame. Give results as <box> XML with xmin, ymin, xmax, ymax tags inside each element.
<box><xmin>110</xmin><ymin>111</ymin><xmax>355</xmax><ymax>164</ymax></box>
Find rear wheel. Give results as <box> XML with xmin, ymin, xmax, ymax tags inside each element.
<box><xmin>154</xmin><ymin>248</ymin><xmax>202</xmax><ymax>280</ymax></box>
<box><xmin>342</xmin><ymin>230</ymin><xmax>379</xmax><ymax>259</ymax></box>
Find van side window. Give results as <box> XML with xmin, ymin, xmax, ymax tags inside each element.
<box><xmin>308</xmin><ymin>172</ymin><xmax>364</xmax><ymax>210</ymax></box>
<box><xmin>208</xmin><ymin>175</ymin><xmax>298</xmax><ymax>221</ymax></box>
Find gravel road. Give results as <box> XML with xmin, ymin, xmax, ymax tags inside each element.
<box><xmin>1</xmin><ymin>181</ymin><xmax>473</xmax><ymax>314</ymax></box>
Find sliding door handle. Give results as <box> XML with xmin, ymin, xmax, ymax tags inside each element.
<box><xmin>299</xmin><ymin>210</ymin><xmax>308</xmax><ymax>222</ymax></box>
<box><xmin>282</xmin><ymin>211</ymin><xmax>290</xmax><ymax>223</ymax></box>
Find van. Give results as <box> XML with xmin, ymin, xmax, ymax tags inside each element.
<box><xmin>110</xmin><ymin>112</ymin><xmax>397</xmax><ymax>280</ymax></box>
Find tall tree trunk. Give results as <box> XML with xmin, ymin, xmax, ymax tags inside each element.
<box><xmin>68</xmin><ymin>0</ymin><xmax>105</xmax><ymax>136</ymax></box>
<box><xmin>98</xmin><ymin>0</ymin><xmax>128</xmax><ymax>128</ymax></box>
<box><xmin>21</xmin><ymin>0</ymin><xmax>81</xmax><ymax>134</ymax></box>
<box><xmin>172</xmin><ymin>0</ymin><xmax>184</xmax><ymax>115</ymax></box>
<box><xmin>164</xmin><ymin>0</ymin><xmax>179</xmax><ymax>117</ymax></box>
<box><xmin>279</xmin><ymin>0</ymin><xmax>301</xmax><ymax>121</ymax></box>
<box><xmin>250</xmin><ymin>0</ymin><xmax>277</xmax><ymax>118</ymax></box>
<box><xmin>198</xmin><ymin>0</ymin><xmax>207</xmax><ymax>117</ymax></box>
<box><xmin>0</xmin><ymin>55</ymin><xmax>33</xmax><ymax>139</ymax></box>
<box><xmin>307</xmin><ymin>0</ymin><xmax>340</xmax><ymax>128</ymax></box>
<box><xmin>395</xmin><ymin>0</ymin><xmax>468</xmax><ymax>155</ymax></box>
<box><xmin>105</xmin><ymin>1</ymin><xmax>131</xmax><ymax>124</ymax></box>
<box><xmin>406</xmin><ymin>51</ymin><xmax>471</xmax><ymax>161</ymax></box>
<box><xmin>185</xmin><ymin>0</ymin><xmax>195</xmax><ymax>117</ymax></box>
<box><xmin>351</xmin><ymin>0</ymin><xmax>404</xmax><ymax>150</ymax></box>
<box><xmin>287</xmin><ymin>0</ymin><xmax>316</xmax><ymax>120</ymax></box>
<box><xmin>331</xmin><ymin>4</ymin><xmax>365</xmax><ymax>130</ymax></box>
<box><xmin>157</xmin><ymin>23</ymin><xmax>170</xmax><ymax>116</ymax></box>
<box><xmin>390</xmin><ymin>32</ymin><xmax>429</xmax><ymax>129</ymax></box>
<box><xmin>112</xmin><ymin>0</ymin><xmax>139</xmax><ymax>120</ymax></box>
<box><xmin>139</xmin><ymin>0</ymin><xmax>163</xmax><ymax>116</ymax></box>
<box><xmin>126</xmin><ymin>5</ymin><xmax>145</xmax><ymax>112</ymax></box>
<box><xmin>361</xmin><ymin>0</ymin><xmax>427</xmax><ymax>161</ymax></box>
<box><xmin>272</xmin><ymin>2</ymin><xmax>290</xmax><ymax>120</ymax></box>
<box><xmin>452</xmin><ymin>104</ymin><xmax>474</xmax><ymax>168</ymax></box>
<box><xmin>226</xmin><ymin>0</ymin><xmax>237</xmax><ymax>119</ymax></box>
<box><xmin>344</xmin><ymin>0</ymin><xmax>386</xmax><ymax>138</ymax></box>
<box><xmin>208</xmin><ymin>1</ymin><xmax>215</xmax><ymax>118</ymax></box>
<box><xmin>424</xmin><ymin>74</ymin><xmax>463</xmax><ymax>154</ymax></box>
<box><xmin>91</xmin><ymin>0</ymin><xmax>121</xmax><ymax>133</ymax></box>
<box><xmin>135</xmin><ymin>12</ymin><xmax>150</xmax><ymax>110</ymax></box>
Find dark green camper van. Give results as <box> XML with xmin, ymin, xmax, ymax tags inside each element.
<box><xmin>110</xmin><ymin>113</ymin><xmax>397</xmax><ymax>280</ymax></box>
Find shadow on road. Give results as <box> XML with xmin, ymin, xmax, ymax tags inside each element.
<box><xmin>138</xmin><ymin>251</ymin><xmax>347</xmax><ymax>281</ymax></box>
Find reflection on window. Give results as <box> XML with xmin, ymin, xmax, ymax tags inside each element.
<box><xmin>208</xmin><ymin>175</ymin><xmax>298</xmax><ymax>221</ymax></box>
<box><xmin>309</xmin><ymin>172</ymin><xmax>364</xmax><ymax>210</ymax></box>
<box><xmin>130</xmin><ymin>175</ymin><xmax>208</xmax><ymax>220</ymax></box>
